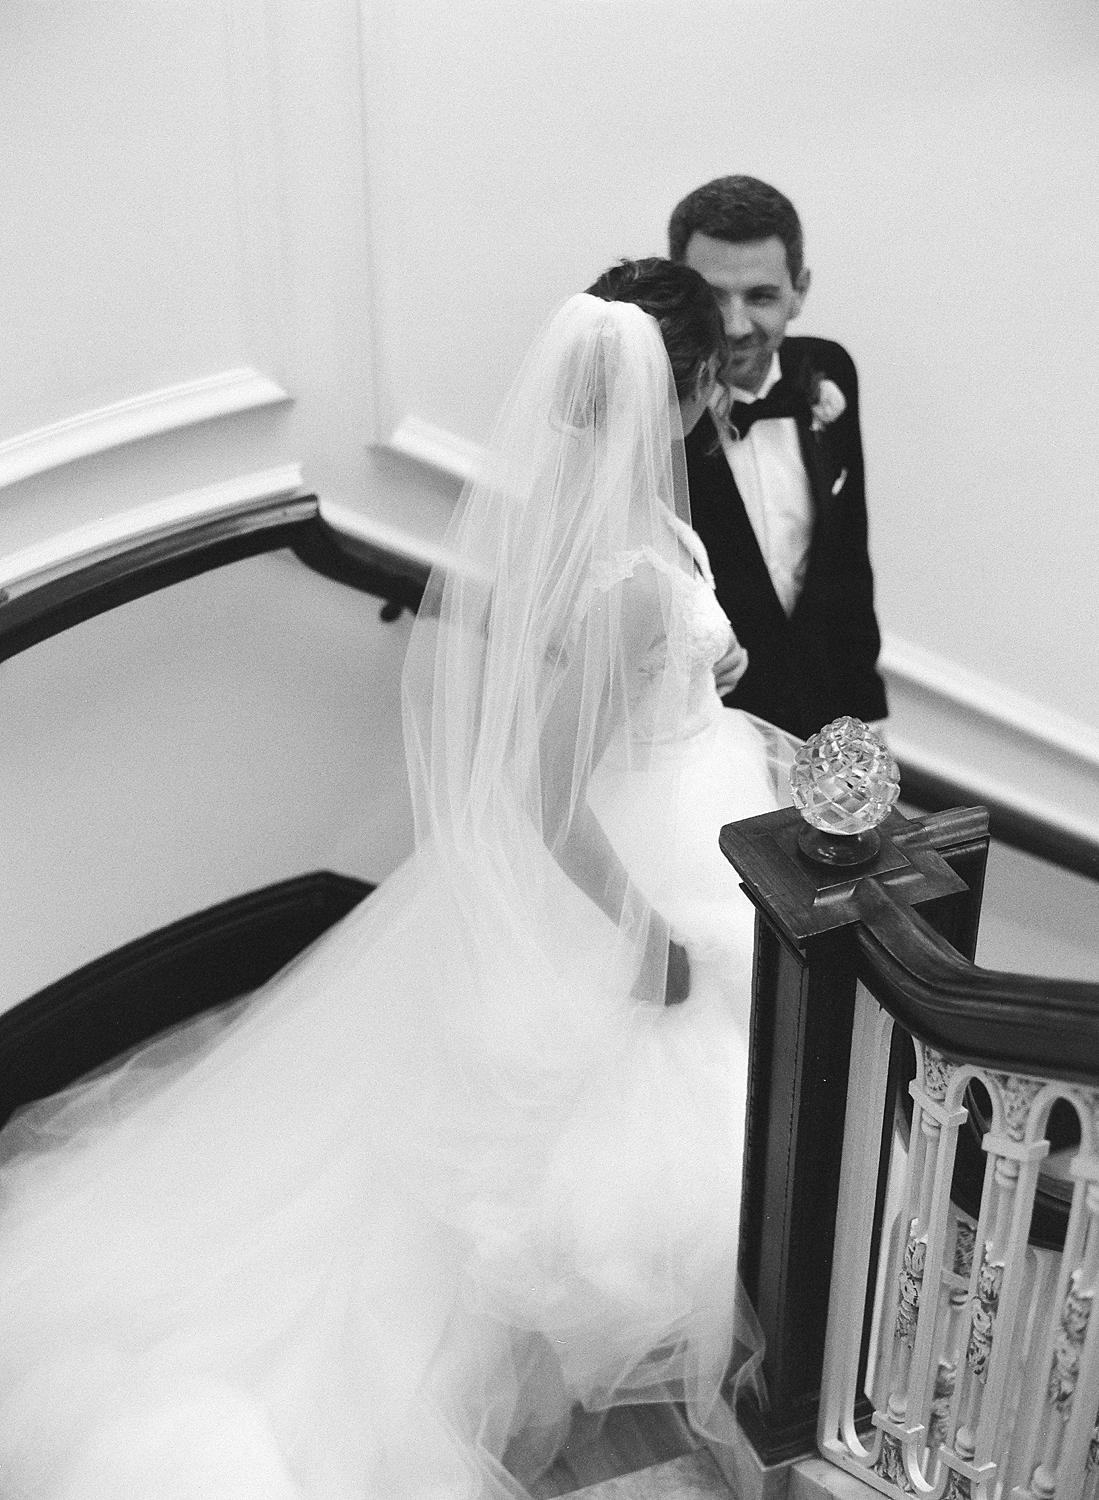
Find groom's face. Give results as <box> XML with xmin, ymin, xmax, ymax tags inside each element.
<box><xmin>682</xmin><ymin>233</ymin><xmax>809</xmax><ymax>394</ymax></box>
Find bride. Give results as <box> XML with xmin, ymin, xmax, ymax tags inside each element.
<box><xmin>0</xmin><ymin>259</ymin><xmax>795</xmax><ymax>1498</ymax></box>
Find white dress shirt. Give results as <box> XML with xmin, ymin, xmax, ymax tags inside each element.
<box><xmin>715</xmin><ymin>353</ymin><xmax>813</xmax><ymax>618</ymax></box>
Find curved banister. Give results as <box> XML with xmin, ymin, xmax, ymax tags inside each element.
<box><xmin>0</xmin><ymin>471</ymin><xmax>305</xmax><ymax>596</ymax></box>
<box><xmin>0</xmin><ymin>490</ymin><xmax>433</xmax><ymax>662</ymax></box>
<box><xmin>0</xmin><ymin>873</ymin><xmax>372</xmax><ymax>1130</ymax></box>
<box><xmin>853</xmin><ymin>876</ymin><xmax>1099</xmax><ymax>1085</ymax></box>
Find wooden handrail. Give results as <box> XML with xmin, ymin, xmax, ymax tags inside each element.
<box><xmin>0</xmin><ymin>495</ymin><xmax>432</xmax><ymax>662</ymax></box>
<box><xmin>900</xmin><ymin>758</ymin><xmax>1099</xmax><ymax>884</ymax></box>
<box><xmin>0</xmin><ymin>873</ymin><xmax>372</xmax><ymax>1130</ymax></box>
<box><xmin>853</xmin><ymin>877</ymin><xmax>1099</xmax><ymax>1084</ymax></box>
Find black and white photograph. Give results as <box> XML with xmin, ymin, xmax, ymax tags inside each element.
<box><xmin>1</xmin><ymin>4</ymin><xmax>1097</xmax><ymax>1497</ymax></box>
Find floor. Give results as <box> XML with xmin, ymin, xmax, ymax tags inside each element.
<box><xmin>522</xmin><ymin>1403</ymin><xmax>716</xmax><ymax>1497</ymax></box>
<box><xmin>566</xmin><ymin>1451</ymin><xmax>735</xmax><ymax>1499</ymax></box>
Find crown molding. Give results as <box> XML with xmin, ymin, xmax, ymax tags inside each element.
<box><xmin>0</xmin><ymin>465</ymin><xmax>304</xmax><ymax>595</ymax></box>
<box><xmin>0</xmin><ymin>369</ymin><xmax>292</xmax><ymax>492</ymax></box>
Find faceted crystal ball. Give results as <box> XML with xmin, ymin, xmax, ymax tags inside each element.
<box><xmin>790</xmin><ymin>716</ymin><xmax>900</xmax><ymax>836</ymax></box>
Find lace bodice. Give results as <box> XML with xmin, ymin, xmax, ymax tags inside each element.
<box><xmin>593</xmin><ymin>516</ymin><xmax>734</xmax><ymax>745</ymax></box>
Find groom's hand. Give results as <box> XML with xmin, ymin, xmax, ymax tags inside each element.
<box><xmin>713</xmin><ymin>640</ymin><xmax>749</xmax><ymax>698</ymax></box>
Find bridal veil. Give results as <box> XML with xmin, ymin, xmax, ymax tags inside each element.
<box><xmin>0</xmin><ymin>294</ymin><xmax>765</xmax><ymax>1497</ymax></box>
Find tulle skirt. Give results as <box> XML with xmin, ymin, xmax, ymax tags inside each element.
<box><xmin>0</xmin><ymin>708</ymin><xmax>784</xmax><ymax>1498</ymax></box>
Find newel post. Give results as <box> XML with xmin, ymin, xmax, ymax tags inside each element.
<box><xmin>719</xmin><ymin>739</ymin><xmax>989</xmax><ymax>1472</ymax></box>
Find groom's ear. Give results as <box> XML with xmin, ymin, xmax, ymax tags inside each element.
<box><xmin>789</xmin><ymin>267</ymin><xmax>811</xmax><ymax>320</ymax></box>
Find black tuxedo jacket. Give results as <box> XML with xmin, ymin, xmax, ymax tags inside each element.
<box><xmin>685</xmin><ymin>334</ymin><xmax>887</xmax><ymax>741</ymax></box>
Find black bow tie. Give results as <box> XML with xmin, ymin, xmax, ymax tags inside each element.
<box><xmin>725</xmin><ymin>377</ymin><xmax>808</xmax><ymax>440</ymax></box>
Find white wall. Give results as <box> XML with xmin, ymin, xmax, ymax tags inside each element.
<box><xmin>5</xmin><ymin>0</ymin><xmax>1098</xmax><ymax>728</ymax></box>
<box><xmin>2</xmin><ymin>0</ymin><xmax>1097</xmax><ymax>999</ymax></box>
<box><xmin>0</xmin><ymin>0</ymin><xmax>451</xmax><ymax>549</ymax></box>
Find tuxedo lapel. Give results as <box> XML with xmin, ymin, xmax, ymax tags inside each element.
<box><xmin>780</xmin><ymin>341</ymin><xmax>838</xmax><ymax>528</ymax></box>
<box><xmin>795</xmin><ymin>413</ymin><xmax>836</xmax><ymax>527</ymax></box>
<box><xmin>688</xmin><ymin>414</ymin><xmax>784</xmax><ymax>620</ymax></box>
<box><xmin>780</xmin><ymin>340</ymin><xmax>849</xmax><ymax>625</ymax></box>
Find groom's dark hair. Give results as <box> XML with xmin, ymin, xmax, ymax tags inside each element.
<box><xmin>667</xmin><ymin>175</ymin><xmax>805</xmax><ymax>282</ymax></box>
<box><xmin>585</xmin><ymin>258</ymin><xmax>725</xmax><ymax>399</ymax></box>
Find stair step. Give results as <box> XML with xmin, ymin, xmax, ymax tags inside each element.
<box><xmin>567</xmin><ymin>1449</ymin><xmax>736</xmax><ymax>1499</ymax></box>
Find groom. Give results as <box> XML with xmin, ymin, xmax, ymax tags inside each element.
<box><xmin>669</xmin><ymin>176</ymin><xmax>887</xmax><ymax>740</ymax></box>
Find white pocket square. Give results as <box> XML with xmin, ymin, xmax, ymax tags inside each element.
<box><xmin>831</xmin><ymin>468</ymin><xmax>848</xmax><ymax>496</ymax></box>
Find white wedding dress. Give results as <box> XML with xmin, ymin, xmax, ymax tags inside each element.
<box><xmin>0</xmin><ymin>296</ymin><xmax>793</xmax><ymax>1499</ymax></box>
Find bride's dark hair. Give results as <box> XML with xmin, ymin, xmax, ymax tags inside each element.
<box><xmin>584</xmin><ymin>257</ymin><xmax>725</xmax><ymax>399</ymax></box>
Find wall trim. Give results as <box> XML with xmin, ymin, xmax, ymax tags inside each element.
<box><xmin>319</xmin><ymin>497</ymin><xmax>490</xmax><ymax>590</ymax></box>
<box><xmin>0</xmin><ymin>368</ymin><xmax>292</xmax><ymax>492</ymax></box>
<box><xmin>881</xmin><ymin>631</ymin><xmax>1099</xmax><ymax>774</ymax></box>
<box><xmin>0</xmin><ymin>465</ymin><xmax>304</xmax><ymax>595</ymax></box>
<box><xmin>381</xmin><ymin>413</ymin><xmax>483</xmax><ymax>487</ymax></box>
<box><xmin>882</xmin><ymin>630</ymin><xmax>1099</xmax><ymax>850</ymax></box>
<box><xmin>319</xmin><ymin>498</ymin><xmax>458</xmax><ymax>577</ymax></box>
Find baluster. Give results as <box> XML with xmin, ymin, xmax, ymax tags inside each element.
<box><xmin>939</xmin><ymin>1071</ymin><xmax>1048</xmax><ymax>1500</ymax></box>
<box><xmin>885</xmin><ymin>1055</ymin><xmax>935</xmax><ymax>1428</ymax></box>
<box><xmin>1031</xmin><ymin>1252</ymin><xmax>1096</xmax><ymax>1495</ymax></box>
<box><xmin>885</xmin><ymin>1049</ymin><xmax>950</xmax><ymax>1424</ymax></box>
<box><xmin>1018</xmin><ymin>1093</ymin><xmax>1099</xmax><ymax>1500</ymax></box>
<box><xmin>870</xmin><ymin>1045</ymin><xmax>966</xmax><ymax>1492</ymax></box>
<box><xmin>954</xmin><ymin>1188</ymin><xmax>1011</xmax><ymax>1458</ymax></box>
<box><xmin>888</xmin><ymin>1204</ymin><xmax>932</xmax><ymax>1422</ymax></box>
<box><xmin>929</xmin><ymin>1215</ymin><xmax>978</xmax><ymax>1455</ymax></box>
<box><xmin>998</xmin><ymin>1243</ymin><xmax>1058</xmax><ymax>1497</ymax></box>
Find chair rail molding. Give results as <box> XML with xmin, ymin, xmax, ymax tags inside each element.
<box><xmin>881</xmin><ymin>630</ymin><xmax>1099</xmax><ymax>847</ymax></box>
<box><xmin>319</xmin><ymin>497</ymin><xmax>469</xmax><ymax>582</ymax></box>
<box><xmin>883</xmin><ymin>632</ymin><xmax>1099</xmax><ymax>771</ymax></box>
<box><xmin>0</xmin><ymin>465</ymin><xmax>304</xmax><ymax>596</ymax></box>
<box><xmin>0</xmin><ymin>370</ymin><xmax>292</xmax><ymax>493</ymax></box>
<box><xmin>380</xmin><ymin>414</ymin><xmax>484</xmax><ymax>489</ymax></box>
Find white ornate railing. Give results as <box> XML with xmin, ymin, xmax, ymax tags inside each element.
<box><xmin>721</xmin><ymin>800</ymin><xmax>1099</xmax><ymax>1494</ymax></box>
<box><xmin>820</xmin><ymin>984</ymin><xmax>1099</xmax><ymax>1500</ymax></box>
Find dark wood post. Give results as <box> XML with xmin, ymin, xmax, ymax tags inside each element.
<box><xmin>719</xmin><ymin>803</ymin><xmax>989</xmax><ymax>1466</ymax></box>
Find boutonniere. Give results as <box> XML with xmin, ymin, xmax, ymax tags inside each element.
<box><xmin>809</xmin><ymin>375</ymin><xmax>846</xmax><ymax>435</ymax></box>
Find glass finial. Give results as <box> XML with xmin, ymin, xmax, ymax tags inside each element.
<box><xmin>790</xmin><ymin>716</ymin><xmax>900</xmax><ymax>865</ymax></box>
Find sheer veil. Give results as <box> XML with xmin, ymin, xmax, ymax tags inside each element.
<box><xmin>388</xmin><ymin>294</ymin><xmax>766</xmax><ymax>1468</ymax></box>
<box><xmin>401</xmin><ymin>293</ymin><xmax>696</xmax><ymax>1011</ymax></box>
<box><xmin>0</xmin><ymin>292</ymin><xmax>768</xmax><ymax>1497</ymax></box>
